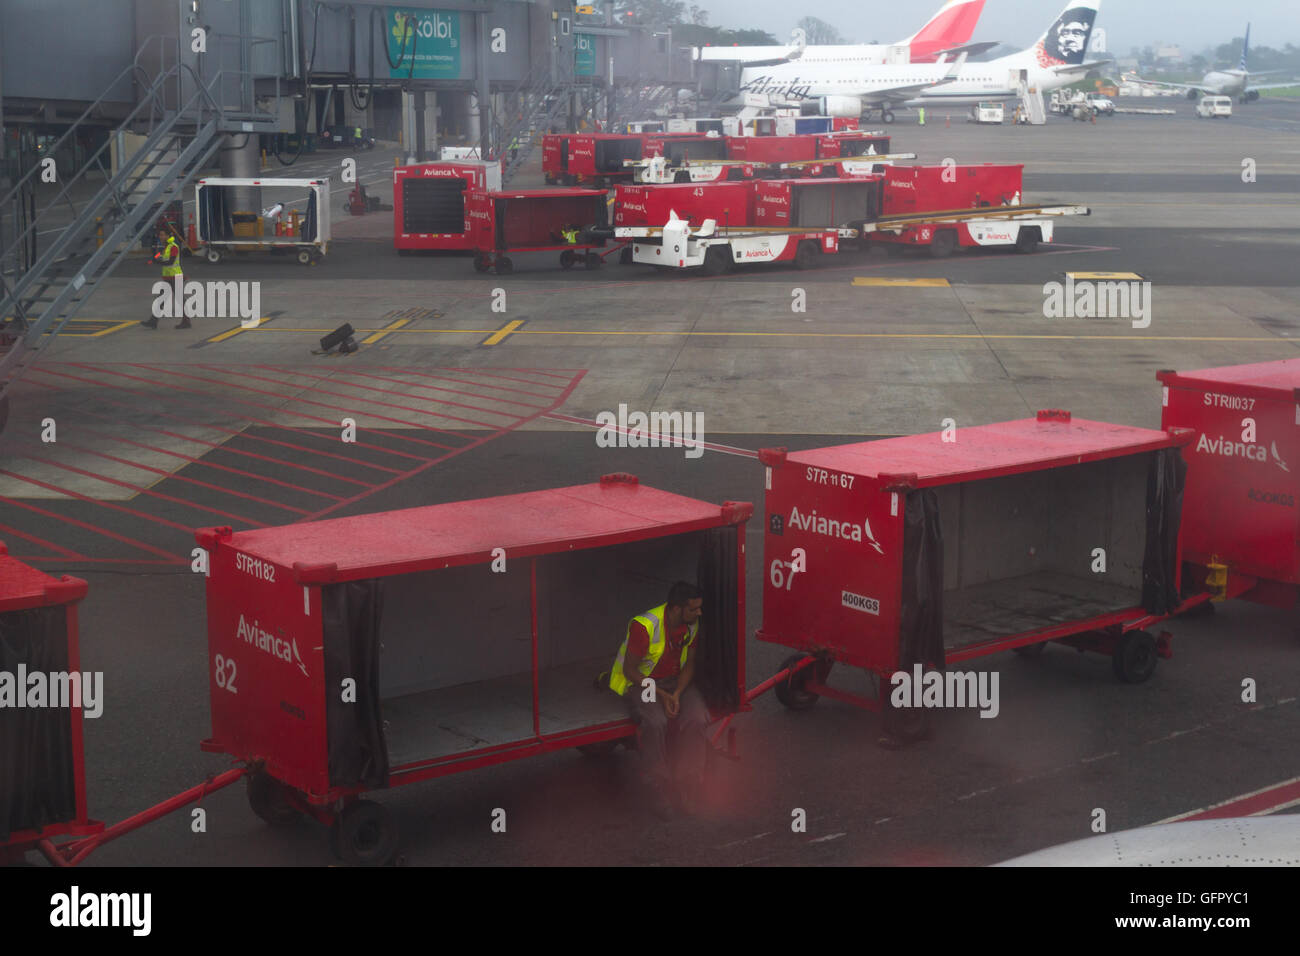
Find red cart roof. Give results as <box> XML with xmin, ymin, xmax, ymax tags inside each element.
<box><xmin>1158</xmin><ymin>360</ymin><xmax>1300</xmax><ymax>402</ymax></box>
<box><xmin>484</xmin><ymin>188</ymin><xmax>608</xmax><ymax>200</ymax></box>
<box><xmin>0</xmin><ymin>545</ymin><xmax>87</xmax><ymax>611</ymax></box>
<box><xmin>198</xmin><ymin>477</ymin><xmax>751</xmax><ymax>585</ymax></box>
<box><xmin>766</xmin><ymin>413</ymin><xmax>1189</xmax><ymax>489</ymax></box>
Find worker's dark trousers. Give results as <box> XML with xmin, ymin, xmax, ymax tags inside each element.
<box><xmin>625</xmin><ymin>684</ymin><xmax>708</xmax><ymax>786</ymax></box>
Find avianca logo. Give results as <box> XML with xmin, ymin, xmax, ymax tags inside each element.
<box><xmin>1195</xmin><ymin>433</ymin><xmax>1290</xmax><ymax>471</ymax></box>
<box><xmin>237</xmin><ymin>615</ymin><xmax>309</xmax><ymax>677</ymax></box>
<box><xmin>789</xmin><ymin>506</ymin><xmax>884</xmax><ymax>554</ymax></box>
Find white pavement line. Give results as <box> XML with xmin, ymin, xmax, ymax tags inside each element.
<box><xmin>716</xmin><ymin>831</ymin><xmax>772</xmax><ymax>850</ymax></box>
<box><xmin>1081</xmin><ymin>750</ymin><xmax>1119</xmax><ymax>763</ymax></box>
<box><xmin>1155</xmin><ymin>775</ymin><xmax>1300</xmax><ymax>825</ymax></box>
<box><xmin>808</xmin><ymin>832</ymin><xmax>846</xmax><ymax>844</ymax></box>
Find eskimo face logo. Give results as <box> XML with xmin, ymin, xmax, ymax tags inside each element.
<box><xmin>1036</xmin><ymin>7</ymin><xmax>1095</xmax><ymax>67</ymax></box>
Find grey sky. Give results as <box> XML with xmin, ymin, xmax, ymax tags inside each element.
<box><xmin>694</xmin><ymin>0</ymin><xmax>1300</xmax><ymax>54</ymax></box>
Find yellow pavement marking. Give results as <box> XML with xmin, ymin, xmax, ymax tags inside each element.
<box><xmin>204</xmin><ymin>315</ymin><xmax>273</xmax><ymax>344</ymax></box>
<box><xmin>1067</xmin><ymin>272</ymin><xmax>1144</xmax><ymax>281</ymax></box>
<box><xmin>84</xmin><ymin>320</ymin><xmax>139</xmax><ymax>337</ymax></box>
<box><xmin>361</xmin><ymin>317</ymin><xmax>411</xmax><ymax>345</ymax></box>
<box><xmin>216</xmin><ymin>325</ymin><xmax>1290</xmax><ymax>344</ymax></box>
<box><xmin>482</xmin><ymin>319</ymin><xmax>525</xmax><ymax>346</ymax></box>
<box><xmin>852</xmin><ymin>278</ymin><xmax>951</xmax><ymax>288</ymax></box>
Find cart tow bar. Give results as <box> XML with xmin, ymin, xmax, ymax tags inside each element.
<box><xmin>37</xmin><ymin>766</ymin><xmax>249</xmax><ymax>867</ymax></box>
<box><xmin>708</xmin><ymin>655</ymin><xmax>820</xmax><ymax>756</ymax></box>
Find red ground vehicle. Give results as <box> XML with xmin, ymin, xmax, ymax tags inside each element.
<box><xmin>1159</xmin><ymin>360</ymin><xmax>1300</xmax><ymax>609</ymax></box>
<box><xmin>465</xmin><ymin>187</ymin><xmax>612</xmax><ymax>274</ymax></box>
<box><xmin>393</xmin><ymin>160</ymin><xmax>502</xmax><ymax>253</ymax></box>
<box><xmin>617</xmin><ymin>177</ymin><xmax>879</xmax><ymax>273</ymax></box>
<box><xmin>614</xmin><ymin>181</ymin><xmax>758</xmax><ymax>230</ymax></box>
<box><xmin>865</xmin><ymin>163</ymin><xmax>1090</xmax><ymax>257</ymax></box>
<box><xmin>542</xmin><ymin>133</ymin><xmax>643</xmax><ymax>187</ymax></box>
<box><xmin>0</xmin><ymin>548</ymin><xmax>97</xmax><ymax>863</ymax></box>
<box><xmin>196</xmin><ymin>476</ymin><xmax>751</xmax><ymax>864</ymax></box>
<box><xmin>755</xmin><ymin>412</ymin><xmax>1206</xmax><ymax>728</ymax></box>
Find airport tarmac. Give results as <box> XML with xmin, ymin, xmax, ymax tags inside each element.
<box><xmin>3</xmin><ymin>97</ymin><xmax>1298</xmax><ymax>866</ymax></box>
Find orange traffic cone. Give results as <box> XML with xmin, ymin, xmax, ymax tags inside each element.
<box><xmin>186</xmin><ymin>213</ymin><xmax>198</xmax><ymax>251</ymax></box>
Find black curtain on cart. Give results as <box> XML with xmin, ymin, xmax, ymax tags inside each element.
<box><xmin>694</xmin><ymin>526</ymin><xmax>742</xmax><ymax>714</ymax></box>
<box><xmin>899</xmin><ymin>489</ymin><xmax>946</xmax><ymax>672</ymax></box>
<box><xmin>322</xmin><ymin>580</ymin><xmax>389</xmax><ymax>789</ymax></box>
<box><xmin>302</xmin><ymin>190</ymin><xmax>318</xmax><ymax>243</ymax></box>
<box><xmin>0</xmin><ymin>607</ymin><xmax>77</xmax><ymax>841</ymax></box>
<box><xmin>1141</xmin><ymin>448</ymin><xmax>1187</xmax><ymax>616</ymax></box>
<box><xmin>197</xmin><ymin>185</ymin><xmax>235</xmax><ymax>242</ymax></box>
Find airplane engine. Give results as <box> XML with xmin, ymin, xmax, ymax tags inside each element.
<box><xmin>1186</xmin><ymin>88</ymin><xmax>1201</xmax><ymax>100</ymax></box>
<box><xmin>805</xmin><ymin>95</ymin><xmax>863</xmax><ymax>118</ymax></box>
<box><xmin>1245</xmin><ymin>90</ymin><xmax>1260</xmax><ymax>102</ymax></box>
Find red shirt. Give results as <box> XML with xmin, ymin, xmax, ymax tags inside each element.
<box><xmin>625</xmin><ymin>620</ymin><xmax>691</xmax><ymax>680</ymax></box>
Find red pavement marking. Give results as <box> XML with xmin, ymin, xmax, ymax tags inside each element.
<box><xmin>0</xmin><ymin>493</ymin><xmax>179</xmax><ymax>561</ymax></box>
<box><xmin>1159</xmin><ymin>776</ymin><xmax>1300</xmax><ymax>823</ymax></box>
<box><xmin>0</xmin><ymin>522</ymin><xmax>85</xmax><ymax>560</ymax></box>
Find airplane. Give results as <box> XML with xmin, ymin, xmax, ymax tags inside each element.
<box><xmin>996</xmin><ymin>816</ymin><xmax>1300</xmax><ymax>866</ymax></box>
<box><xmin>694</xmin><ymin>0</ymin><xmax>995</xmax><ymax>68</ymax></box>
<box><xmin>738</xmin><ymin>0</ymin><xmax>1112</xmax><ymax>123</ymax></box>
<box><xmin>1126</xmin><ymin>24</ymin><xmax>1300</xmax><ymax>103</ymax></box>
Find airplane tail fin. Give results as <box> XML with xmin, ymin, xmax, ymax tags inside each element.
<box><xmin>1240</xmin><ymin>23</ymin><xmax>1251</xmax><ymax>72</ymax></box>
<box><xmin>904</xmin><ymin>0</ymin><xmax>987</xmax><ymax>61</ymax></box>
<box><xmin>1027</xmin><ymin>0</ymin><xmax>1100</xmax><ymax>68</ymax></box>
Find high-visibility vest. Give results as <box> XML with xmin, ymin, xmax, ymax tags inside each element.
<box><xmin>160</xmin><ymin>237</ymin><xmax>182</xmax><ymax>277</ymax></box>
<box><xmin>608</xmin><ymin>604</ymin><xmax>697</xmax><ymax>697</ymax></box>
<box><xmin>562</xmin><ymin>228</ymin><xmax>578</xmax><ymax>244</ymax></box>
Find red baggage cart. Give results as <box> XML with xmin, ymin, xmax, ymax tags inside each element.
<box><xmin>393</xmin><ymin>160</ymin><xmax>502</xmax><ymax>254</ymax></box>
<box><xmin>196</xmin><ymin>475</ymin><xmax>751</xmax><ymax>864</ymax></box>
<box><xmin>465</xmin><ymin>187</ymin><xmax>613</xmax><ymax>274</ymax></box>
<box><xmin>1158</xmin><ymin>360</ymin><xmax>1300</xmax><ymax>608</ymax></box>
<box><xmin>754</xmin><ymin>412</ymin><xmax>1205</xmax><ymax>730</ymax></box>
<box><xmin>0</xmin><ymin>546</ymin><xmax>99</xmax><ymax>863</ymax></box>
<box><xmin>614</xmin><ymin>181</ymin><xmax>758</xmax><ymax>230</ymax></box>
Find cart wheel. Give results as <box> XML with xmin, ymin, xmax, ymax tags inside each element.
<box><xmin>701</xmin><ymin>245</ymin><xmax>730</xmax><ymax>276</ymax></box>
<box><xmin>929</xmin><ymin>230</ymin><xmax>958</xmax><ymax>259</ymax></box>
<box><xmin>1113</xmin><ymin>630</ymin><xmax>1158</xmax><ymax>684</ymax></box>
<box><xmin>1014</xmin><ymin>227</ymin><xmax>1041</xmax><ymax>255</ymax></box>
<box><xmin>619</xmin><ymin>246</ymin><xmax>634</xmax><ymax>265</ymax></box>
<box><xmin>584</xmin><ymin>252</ymin><xmax>602</xmax><ymax>270</ymax></box>
<box><xmin>774</xmin><ymin>654</ymin><xmax>820</xmax><ymax>711</ymax></box>
<box><xmin>296</xmin><ymin>249</ymin><xmax>312</xmax><ymax>265</ymax></box>
<box><xmin>577</xmin><ymin>740</ymin><xmax>620</xmax><ymax>757</ymax></box>
<box><xmin>246</xmin><ymin>772</ymin><xmax>300</xmax><ymax>827</ymax></box>
<box><xmin>473</xmin><ymin>255</ymin><xmax>491</xmax><ymax>273</ymax></box>
<box><xmin>1013</xmin><ymin>641</ymin><xmax>1048</xmax><ymax>658</ymax></box>
<box><xmin>332</xmin><ymin>800</ymin><xmax>397</xmax><ymax>866</ymax></box>
<box><xmin>205</xmin><ymin>248</ymin><xmax>222</xmax><ymax>264</ymax></box>
<box><xmin>793</xmin><ymin>241</ymin><xmax>820</xmax><ymax>270</ymax></box>
<box><xmin>494</xmin><ymin>257</ymin><xmax>514</xmax><ymax>275</ymax></box>
<box><xmin>560</xmin><ymin>249</ymin><xmax>577</xmax><ymax>269</ymax></box>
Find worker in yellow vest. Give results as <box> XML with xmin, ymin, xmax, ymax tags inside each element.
<box><xmin>609</xmin><ymin>581</ymin><xmax>708</xmax><ymax>818</ymax></box>
<box><xmin>143</xmin><ymin>228</ymin><xmax>187</xmax><ymax>329</ymax></box>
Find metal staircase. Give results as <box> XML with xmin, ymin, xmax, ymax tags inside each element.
<box><xmin>0</xmin><ymin>36</ymin><xmax>278</xmax><ymax>412</ymax></box>
<box><xmin>1018</xmin><ymin>79</ymin><xmax>1047</xmax><ymax>125</ymax></box>
<box><xmin>497</xmin><ymin>58</ymin><xmax>582</xmax><ymax>183</ymax></box>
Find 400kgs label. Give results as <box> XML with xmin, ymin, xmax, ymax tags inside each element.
<box><xmin>841</xmin><ymin>590</ymin><xmax>880</xmax><ymax>615</ymax></box>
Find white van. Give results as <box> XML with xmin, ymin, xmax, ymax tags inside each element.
<box><xmin>1196</xmin><ymin>96</ymin><xmax>1233</xmax><ymax>119</ymax></box>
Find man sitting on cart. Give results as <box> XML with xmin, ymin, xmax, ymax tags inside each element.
<box><xmin>608</xmin><ymin>582</ymin><xmax>709</xmax><ymax>817</ymax></box>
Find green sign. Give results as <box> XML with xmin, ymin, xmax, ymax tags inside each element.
<box><xmin>575</xmin><ymin>33</ymin><xmax>596</xmax><ymax>76</ymax></box>
<box><xmin>387</xmin><ymin>8</ymin><xmax>461</xmax><ymax>78</ymax></box>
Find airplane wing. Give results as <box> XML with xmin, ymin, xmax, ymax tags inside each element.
<box><xmin>861</xmin><ymin>54</ymin><xmax>967</xmax><ymax>107</ymax></box>
<box><xmin>1052</xmin><ymin>57</ymin><xmax>1113</xmax><ymax>76</ymax></box>
<box><xmin>931</xmin><ymin>40</ymin><xmax>1000</xmax><ymax>59</ymax></box>
<box><xmin>1120</xmin><ymin>74</ymin><xmax>1193</xmax><ymax>92</ymax></box>
<box><xmin>1247</xmin><ymin>80</ymin><xmax>1300</xmax><ymax>94</ymax></box>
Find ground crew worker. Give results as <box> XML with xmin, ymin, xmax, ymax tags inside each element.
<box><xmin>143</xmin><ymin>228</ymin><xmax>187</xmax><ymax>329</ymax></box>
<box><xmin>609</xmin><ymin>582</ymin><xmax>708</xmax><ymax>818</ymax></box>
<box><xmin>509</xmin><ymin>134</ymin><xmax>520</xmax><ymax>165</ymax></box>
<box><xmin>560</xmin><ymin>224</ymin><xmax>580</xmax><ymax>244</ymax></box>
<box><xmin>918</xmin><ymin>106</ymin><xmax>926</xmax><ymax>126</ymax></box>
